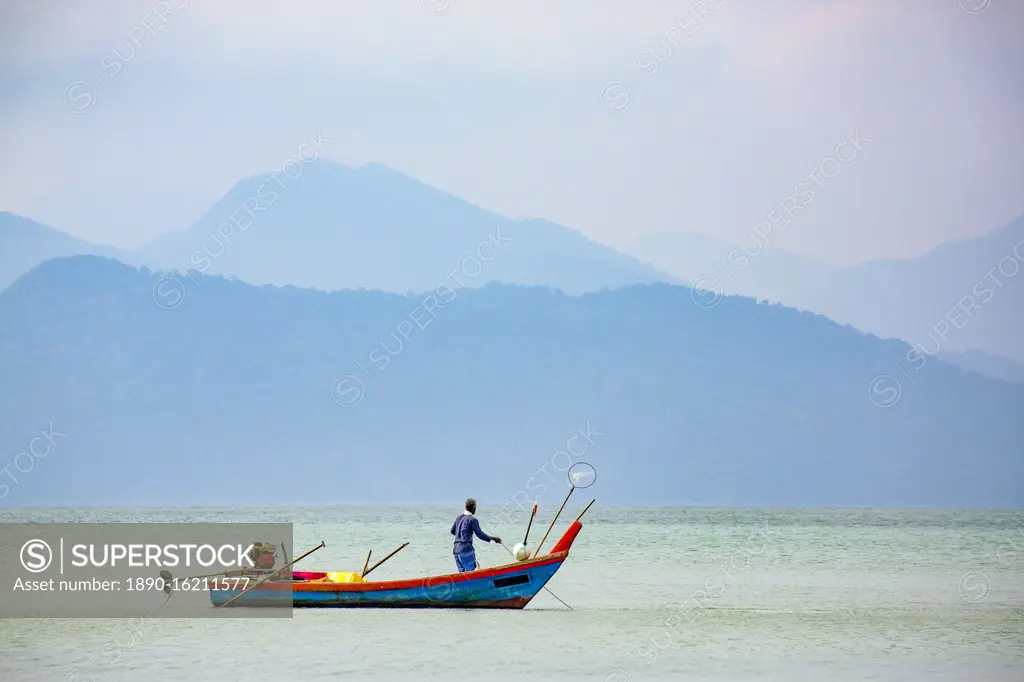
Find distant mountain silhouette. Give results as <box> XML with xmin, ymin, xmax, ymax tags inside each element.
<box><xmin>139</xmin><ymin>161</ymin><xmax>673</xmax><ymax>294</ymax></box>
<box><xmin>631</xmin><ymin>216</ymin><xmax>1024</xmax><ymax>362</ymax></box>
<box><xmin>798</xmin><ymin>215</ymin><xmax>1024</xmax><ymax>363</ymax></box>
<box><xmin>627</xmin><ymin>231</ymin><xmax>838</xmax><ymax>301</ymax></box>
<box><xmin>0</xmin><ymin>212</ymin><xmax>129</xmax><ymax>291</ymax></box>
<box><xmin>938</xmin><ymin>349</ymin><xmax>1024</xmax><ymax>383</ymax></box>
<box><xmin>9</xmin><ymin>161</ymin><xmax>1018</xmax><ymax>365</ymax></box>
<box><xmin>1</xmin><ymin>256</ymin><xmax>1020</xmax><ymax>508</ymax></box>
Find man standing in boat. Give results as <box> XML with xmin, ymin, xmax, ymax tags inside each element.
<box><xmin>450</xmin><ymin>498</ymin><xmax>502</xmax><ymax>572</ymax></box>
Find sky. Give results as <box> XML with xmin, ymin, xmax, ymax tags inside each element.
<box><xmin>0</xmin><ymin>0</ymin><xmax>1022</xmax><ymax>264</ymax></box>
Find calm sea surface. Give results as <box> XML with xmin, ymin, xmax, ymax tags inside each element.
<box><xmin>1</xmin><ymin>507</ymin><xmax>1021</xmax><ymax>681</ymax></box>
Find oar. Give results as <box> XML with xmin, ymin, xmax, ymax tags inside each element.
<box><xmin>533</xmin><ymin>484</ymin><xmax>576</xmax><ymax>558</ymax></box>
<box><xmin>159</xmin><ymin>566</ymin><xmax>275</xmax><ymax>605</ymax></box>
<box><xmin>161</xmin><ymin>567</ymin><xmax>262</xmax><ymax>583</ymax></box>
<box><xmin>522</xmin><ymin>501</ymin><xmax>538</xmax><ymax>546</ymax></box>
<box><xmin>360</xmin><ymin>550</ymin><xmax>373</xmax><ymax>578</ymax></box>
<box><xmin>191</xmin><ymin>566</ymin><xmax>279</xmax><ymax>579</ymax></box>
<box><xmin>361</xmin><ymin>542</ymin><xmax>409</xmax><ymax>578</ymax></box>
<box><xmin>498</xmin><ymin>542</ymin><xmax>573</xmax><ymax>611</ymax></box>
<box><xmin>218</xmin><ymin>541</ymin><xmax>325</xmax><ymax>608</ymax></box>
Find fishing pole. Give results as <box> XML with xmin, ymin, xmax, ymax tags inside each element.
<box><xmin>522</xmin><ymin>501</ymin><xmax>538</xmax><ymax>547</ymax></box>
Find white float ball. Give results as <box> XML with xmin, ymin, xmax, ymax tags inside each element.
<box><xmin>512</xmin><ymin>542</ymin><xmax>531</xmax><ymax>561</ymax></box>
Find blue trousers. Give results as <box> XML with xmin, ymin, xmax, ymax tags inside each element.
<box><xmin>454</xmin><ymin>549</ymin><xmax>477</xmax><ymax>572</ymax></box>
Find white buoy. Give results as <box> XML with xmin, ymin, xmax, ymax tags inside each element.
<box><xmin>512</xmin><ymin>542</ymin><xmax>531</xmax><ymax>561</ymax></box>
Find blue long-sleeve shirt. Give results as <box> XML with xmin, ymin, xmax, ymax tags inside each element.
<box><xmin>451</xmin><ymin>513</ymin><xmax>492</xmax><ymax>554</ymax></box>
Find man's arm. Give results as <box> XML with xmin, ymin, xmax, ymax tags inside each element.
<box><xmin>471</xmin><ymin>518</ymin><xmax>500</xmax><ymax>544</ymax></box>
<box><xmin>450</xmin><ymin>520</ymin><xmax>456</xmax><ymax>536</ymax></box>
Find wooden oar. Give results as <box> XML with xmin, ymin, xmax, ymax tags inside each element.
<box><xmin>360</xmin><ymin>550</ymin><xmax>373</xmax><ymax>578</ymax></box>
<box><xmin>160</xmin><ymin>567</ymin><xmax>264</xmax><ymax>583</ymax></box>
<box><xmin>361</xmin><ymin>542</ymin><xmax>409</xmax><ymax>578</ymax></box>
<box><xmin>218</xmin><ymin>541</ymin><xmax>325</xmax><ymax>608</ymax></box>
<box><xmin>533</xmin><ymin>485</ymin><xmax>575</xmax><ymax>558</ymax></box>
<box><xmin>159</xmin><ymin>566</ymin><xmax>276</xmax><ymax>604</ymax></box>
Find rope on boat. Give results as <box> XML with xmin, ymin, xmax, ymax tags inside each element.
<box><xmin>499</xmin><ymin>542</ymin><xmax>574</xmax><ymax>610</ymax></box>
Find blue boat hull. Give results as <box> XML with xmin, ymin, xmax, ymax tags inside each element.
<box><xmin>208</xmin><ymin>556</ymin><xmax>563</xmax><ymax>609</ymax></box>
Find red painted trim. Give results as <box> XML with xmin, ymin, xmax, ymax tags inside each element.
<box><xmin>222</xmin><ymin>553</ymin><xmax>567</xmax><ymax>593</ymax></box>
<box><xmin>291</xmin><ymin>596</ymin><xmax>530</xmax><ymax>609</ymax></box>
<box><xmin>549</xmin><ymin>520</ymin><xmax>583</xmax><ymax>554</ymax></box>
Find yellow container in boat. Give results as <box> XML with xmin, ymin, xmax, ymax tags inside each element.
<box><xmin>326</xmin><ymin>571</ymin><xmax>366</xmax><ymax>583</ymax></box>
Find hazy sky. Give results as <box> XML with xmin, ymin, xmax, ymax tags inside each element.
<box><xmin>1</xmin><ymin>0</ymin><xmax>1021</xmax><ymax>264</ymax></box>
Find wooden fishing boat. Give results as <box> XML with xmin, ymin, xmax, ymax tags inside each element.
<box><xmin>208</xmin><ymin>519</ymin><xmax>585</xmax><ymax>609</ymax></box>
<box><xmin>203</xmin><ymin>470</ymin><xmax>596</xmax><ymax>610</ymax></box>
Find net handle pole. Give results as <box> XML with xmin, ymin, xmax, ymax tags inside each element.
<box><xmin>533</xmin><ymin>484</ymin><xmax>574</xmax><ymax>558</ymax></box>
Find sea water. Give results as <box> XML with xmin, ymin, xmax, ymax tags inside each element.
<box><xmin>0</xmin><ymin>506</ymin><xmax>1021</xmax><ymax>681</ymax></box>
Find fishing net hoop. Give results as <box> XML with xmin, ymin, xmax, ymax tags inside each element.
<box><xmin>567</xmin><ymin>461</ymin><xmax>597</xmax><ymax>489</ymax></box>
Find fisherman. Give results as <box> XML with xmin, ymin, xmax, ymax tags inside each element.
<box><xmin>450</xmin><ymin>498</ymin><xmax>502</xmax><ymax>572</ymax></box>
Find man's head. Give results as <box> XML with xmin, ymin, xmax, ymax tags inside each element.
<box><xmin>465</xmin><ymin>498</ymin><xmax>476</xmax><ymax>514</ymax></box>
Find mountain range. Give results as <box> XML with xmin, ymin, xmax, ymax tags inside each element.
<box><xmin>4</xmin><ymin>161</ymin><xmax>1019</xmax><ymax>366</ymax></box>
<box><xmin>1</xmin><ymin>162</ymin><xmax>672</xmax><ymax>298</ymax></box>
<box><xmin>2</xmin><ymin>161</ymin><xmax>1021</xmax><ymax>375</ymax></box>
<box><xmin>0</xmin><ymin>256</ymin><xmax>1021</xmax><ymax>508</ymax></box>
<box><xmin>136</xmin><ymin>161</ymin><xmax>671</xmax><ymax>295</ymax></box>
<box><xmin>0</xmin><ymin>212</ymin><xmax>130</xmax><ymax>291</ymax></box>
<box><xmin>627</xmin><ymin>231</ymin><xmax>839</xmax><ymax>304</ymax></box>
<box><xmin>798</xmin><ymin>216</ymin><xmax>1024</xmax><ymax>364</ymax></box>
<box><xmin>628</xmin><ymin>218</ymin><xmax>1024</xmax><ymax>367</ymax></box>
<box><xmin>937</xmin><ymin>349</ymin><xmax>1024</xmax><ymax>384</ymax></box>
